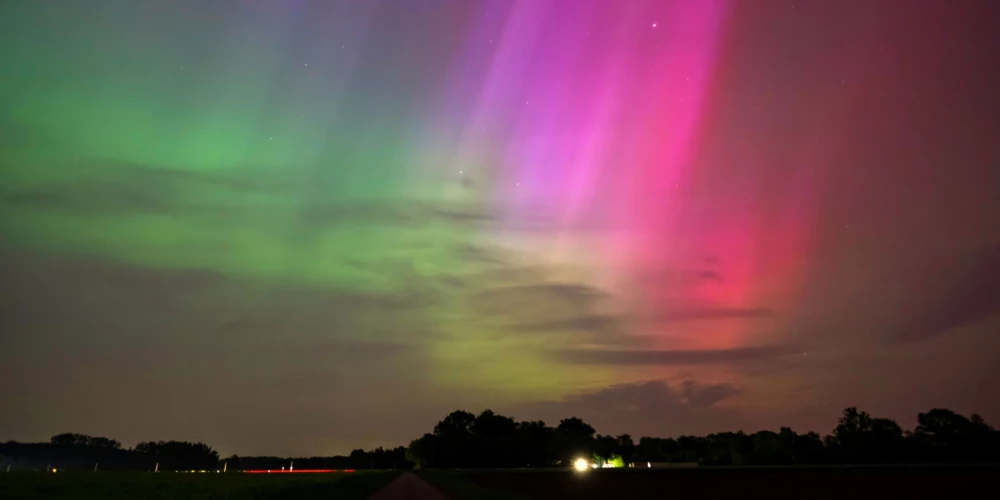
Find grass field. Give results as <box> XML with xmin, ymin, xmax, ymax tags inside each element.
<box><xmin>3</xmin><ymin>465</ymin><xmax>997</xmax><ymax>499</ymax></box>
<box><xmin>0</xmin><ymin>471</ymin><xmax>400</xmax><ymax>500</ymax></box>
<box><xmin>429</xmin><ymin>464</ymin><xmax>1000</xmax><ymax>500</ymax></box>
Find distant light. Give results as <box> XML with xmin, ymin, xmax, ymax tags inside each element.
<box><xmin>244</xmin><ymin>469</ymin><xmax>338</xmax><ymax>474</ymax></box>
<box><xmin>573</xmin><ymin>458</ymin><xmax>589</xmax><ymax>472</ymax></box>
<box><xmin>647</xmin><ymin>462</ymin><xmax>651</xmax><ymax>468</ymax></box>
<box><xmin>652</xmin><ymin>23</ymin><xmax>657</xmax><ymax>28</ymax></box>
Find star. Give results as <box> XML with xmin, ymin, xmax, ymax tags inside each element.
<box><xmin>652</xmin><ymin>22</ymin><xmax>657</xmax><ymax>28</ymax></box>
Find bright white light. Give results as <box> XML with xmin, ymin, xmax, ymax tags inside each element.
<box><xmin>573</xmin><ymin>458</ymin><xmax>589</xmax><ymax>472</ymax></box>
<box><xmin>647</xmin><ymin>462</ymin><xmax>651</xmax><ymax>468</ymax></box>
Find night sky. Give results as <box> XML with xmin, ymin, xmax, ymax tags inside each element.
<box><xmin>1</xmin><ymin>0</ymin><xmax>998</xmax><ymax>457</ymax></box>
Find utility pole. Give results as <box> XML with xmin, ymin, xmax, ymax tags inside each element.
<box><xmin>223</xmin><ymin>462</ymin><xmax>227</xmax><ymax>473</ymax></box>
<box><xmin>94</xmin><ymin>462</ymin><xmax>98</xmax><ymax>472</ymax></box>
<box><xmin>155</xmin><ymin>462</ymin><xmax>159</xmax><ymax>473</ymax></box>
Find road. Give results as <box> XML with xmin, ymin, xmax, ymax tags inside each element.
<box><xmin>367</xmin><ymin>472</ymin><xmax>450</xmax><ymax>500</ymax></box>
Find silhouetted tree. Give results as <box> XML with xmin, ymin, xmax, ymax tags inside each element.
<box><xmin>916</xmin><ymin>408</ymin><xmax>974</xmax><ymax>447</ymax></box>
<box><xmin>914</xmin><ymin>408</ymin><xmax>998</xmax><ymax>462</ymax></box>
<box><xmin>556</xmin><ymin>417</ymin><xmax>596</xmax><ymax>464</ymax></box>
<box><xmin>829</xmin><ymin>407</ymin><xmax>876</xmax><ymax>462</ymax></box>
<box><xmin>786</xmin><ymin>429</ymin><xmax>826</xmax><ymax>464</ymax></box>
<box><xmin>406</xmin><ymin>434</ymin><xmax>436</xmax><ymax>470</ymax></box>
<box><xmin>3</xmin><ymin>438</ymin><xmax>410</xmax><ymax>472</ymax></box>
<box><xmin>409</xmin><ymin>407</ymin><xmax>997</xmax><ymax>468</ymax></box>
<box><xmin>616</xmin><ymin>434</ymin><xmax>636</xmax><ymax>465</ymax></box>
<box><xmin>6</xmin><ymin>405</ymin><xmax>999</xmax><ymax>472</ymax></box>
<box><xmin>134</xmin><ymin>440</ymin><xmax>219</xmax><ymax>471</ymax></box>
<box><xmin>50</xmin><ymin>433</ymin><xmax>85</xmax><ymax>446</ymax></box>
<box><xmin>471</xmin><ymin>410</ymin><xmax>518</xmax><ymax>467</ymax></box>
<box><xmin>430</xmin><ymin>410</ymin><xmax>478</xmax><ymax>467</ymax></box>
<box><xmin>49</xmin><ymin>433</ymin><xmax>121</xmax><ymax>449</ymax></box>
<box><xmin>514</xmin><ymin>420</ymin><xmax>559</xmax><ymax>467</ymax></box>
<box><xmin>434</xmin><ymin>410</ymin><xmax>476</xmax><ymax>437</ymax></box>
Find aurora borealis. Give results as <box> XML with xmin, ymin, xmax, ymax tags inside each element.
<box><xmin>1</xmin><ymin>0</ymin><xmax>999</xmax><ymax>456</ymax></box>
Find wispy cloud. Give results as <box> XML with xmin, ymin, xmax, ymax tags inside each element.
<box><xmin>509</xmin><ymin>380</ymin><xmax>745</xmax><ymax>438</ymax></box>
<box><xmin>551</xmin><ymin>344</ymin><xmax>801</xmax><ymax>366</ymax></box>
<box><xmin>660</xmin><ymin>307</ymin><xmax>777</xmax><ymax>322</ymax></box>
<box><xmin>453</xmin><ymin>245</ymin><xmax>508</xmax><ymax>265</ymax></box>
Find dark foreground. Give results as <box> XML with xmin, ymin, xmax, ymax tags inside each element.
<box><xmin>2</xmin><ymin>465</ymin><xmax>996</xmax><ymax>499</ymax></box>
<box><xmin>423</xmin><ymin>464</ymin><xmax>1000</xmax><ymax>500</ymax></box>
<box><xmin>0</xmin><ymin>471</ymin><xmax>399</xmax><ymax>500</ymax></box>
<box><xmin>369</xmin><ymin>473</ymin><xmax>449</xmax><ymax>500</ymax></box>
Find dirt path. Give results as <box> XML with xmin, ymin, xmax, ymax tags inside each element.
<box><xmin>367</xmin><ymin>472</ymin><xmax>449</xmax><ymax>500</ymax></box>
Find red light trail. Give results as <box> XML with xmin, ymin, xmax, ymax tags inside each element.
<box><xmin>242</xmin><ymin>469</ymin><xmax>355</xmax><ymax>474</ymax></box>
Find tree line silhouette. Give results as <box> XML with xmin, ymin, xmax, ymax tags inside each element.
<box><xmin>224</xmin><ymin>447</ymin><xmax>410</xmax><ymax>471</ymax></box>
<box><xmin>404</xmin><ymin>407</ymin><xmax>999</xmax><ymax>468</ymax></box>
<box><xmin>2</xmin><ymin>406</ymin><xmax>996</xmax><ymax>471</ymax></box>
<box><xmin>0</xmin><ymin>437</ymin><xmax>220</xmax><ymax>472</ymax></box>
<box><xmin>0</xmin><ymin>435</ymin><xmax>405</xmax><ymax>472</ymax></box>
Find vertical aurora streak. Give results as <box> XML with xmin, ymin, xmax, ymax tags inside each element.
<box><xmin>0</xmin><ymin>0</ymin><xmax>809</xmax><ymax>392</ymax></box>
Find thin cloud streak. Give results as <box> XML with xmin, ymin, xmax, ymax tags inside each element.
<box><xmin>552</xmin><ymin>344</ymin><xmax>802</xmax><ymax>366</ymax></box>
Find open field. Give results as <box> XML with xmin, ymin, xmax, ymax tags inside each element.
<box><xmin>3</xmin><ymin>465</ymin><xmax>996</xmax><ymax>499</ymax></box>
<box><xmin>0</xmin><ymin>471</ymin><xmax>399</xmax><ymax>500</ymax></box>
<box><xmin>426</xmin><ymin>464</ymin><xmax>1000</xmax><ymax>500</ymax></box>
